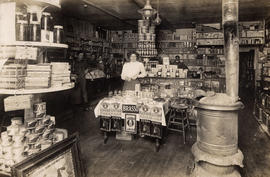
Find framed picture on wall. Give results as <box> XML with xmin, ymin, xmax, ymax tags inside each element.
<box><xmin>12</xmin><ymin>133</ymin><xmax>85</xmax><ymax>177</ymax></box>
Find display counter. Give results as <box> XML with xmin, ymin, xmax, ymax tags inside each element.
<box><xmin>94</xmin><ymin>95</ymin><xmax>170</xmax><ymax>151</ymax></box>
<box><xmin>139</xmin><ymin>77</ymin><xmax>226</xmax><ymax>93</ymax></box>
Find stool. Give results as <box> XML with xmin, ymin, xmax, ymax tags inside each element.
<box><xmin>167</xmin><ymin>104</ymin><xmax>190</xmax><ymax>144</ymax></box>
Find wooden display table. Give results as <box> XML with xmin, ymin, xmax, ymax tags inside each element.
<box><xmin>94</xmin><ymin>96</ymin><xmax>170</xmax><ymax>151</ymax></box>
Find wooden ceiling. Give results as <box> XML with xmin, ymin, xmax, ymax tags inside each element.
<box><xmin>60</xmin><ymin>0</ymin><xmax>270</xmax><ymax>30</ymax></box>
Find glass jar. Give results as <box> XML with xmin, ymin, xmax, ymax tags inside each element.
<box><xmin>29</xmin><ymin>21</ymin><xmax>41</xmax><ymax>41</ymax></box>
<box><xmin>16</xmin><ymin>20</ymin><xmax>28</xmax><ymax>41</ymax></box>
<box><xmin>41</xmin><ymin>12</ymin><xmax>52</xmax><ymax>31</ymax></box>
<box><xmin>27</xmin><ymin>11</ymin><xmax>38</xmax><ymax>24</ymax></box>
<box><xmin>16</xmin><ymin>12</ymin><xmax>23</xmax><ymax>23</ymax></box>
<box><xmin>53</xmin><ymin>25</ymin><xmax>64</xmax><ymax>43</ymax></box>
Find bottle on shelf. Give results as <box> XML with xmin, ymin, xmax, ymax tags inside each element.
<box><xmin>29</xmin><ymin>21</ymin><xmax>41</xmax><ymax>42</ymax></box>
<box><xmin>176</xmin><ymin>69</ymin><xmax>179</xmax><ymax>78</ymax></box>
<box><xmin>166</xmin><ymin>69</ymin><xmax>170</xmax><ymax>78</ymax></box>
<box><xmin>157</xmin><ymin>68</ymin><xmax>162</xmax><ymax>77</ymax></box>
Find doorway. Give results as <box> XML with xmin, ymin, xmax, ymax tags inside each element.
<box><xmin>239</xmin><ymin>50</ymin><xmax>255</xmax><ymax>102</ymax></box>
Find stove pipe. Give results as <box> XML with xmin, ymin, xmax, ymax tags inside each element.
<box><xmin>223</xmin><ymin>0</ymin><xmax>239</xmax><ymax>99</ymax></box>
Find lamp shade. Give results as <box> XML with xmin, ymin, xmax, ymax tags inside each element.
<box><xmin>138</xmin><ymin>0</ymin><xmax>157</xmax><ymax>19</ymax></box>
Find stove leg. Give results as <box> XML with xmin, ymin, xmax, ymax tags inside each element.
<box><xmin>155</xmin><ymin>138</ymin><xmax>160</xmax><ymax>152</ymax></box>
<box><xmin>104</xmin><ymin>131</ymin><xmax>108</xmax><ymax>144</ymax></box>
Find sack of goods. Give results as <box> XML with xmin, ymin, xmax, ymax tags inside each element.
<box><xmin>50</xmin><ymin>62</ymin><xmax>71</xmax><ymax>87</ymax></box>
<box><xmin>25</xmin><ymin>64</ymin><xmax>51</xmax><ymax>89</ymax></box>
<box><xmin>0</xmin><ymin>64</ymin><xmax>26</xmax><ymax>89</ymax></box>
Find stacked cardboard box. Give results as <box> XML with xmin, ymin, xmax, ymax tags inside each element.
<box><xmin>0</xmin><ymin>64</ymin><xmax>26</xmax><ymax>89</ymax></box>
<box><xmin>25</xmin><ymin>64</ymin><xmax>51</xmax><ymax>89</ymax></box>
<box><xmin>50</xmin><ymin>62</ymin><xmax>71</xmax><ymax>87</ymax></box>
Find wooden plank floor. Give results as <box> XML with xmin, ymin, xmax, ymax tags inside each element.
<box><xmin>57</xmin><ymin>97</ymin><xmax>270</xmax><ymax>177</ymax></box>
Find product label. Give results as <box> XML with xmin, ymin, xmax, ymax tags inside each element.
<box><xmin>122</xmin><ymin>104</ymin><xmax>139</xmax><ymax>113</ymax></box>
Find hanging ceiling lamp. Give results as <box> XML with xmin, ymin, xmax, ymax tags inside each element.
<box><xmin>138</xmin><ymin>0</ymin><xmax>157</xmax><ymax>19</ymax></box>
<box><xmin>153</xmin><ymin>0</ymin><xmax>161</xmax><ymax>26</ymax></box>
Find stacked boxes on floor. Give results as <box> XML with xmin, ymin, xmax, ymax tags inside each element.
<box><xmin>25</xmin><ymin>64</ymin><xmax>51</xmax><ymax>89</ymax></box>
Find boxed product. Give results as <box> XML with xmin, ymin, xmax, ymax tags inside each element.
<box><xmin>51</xmin><ymin>62</ymin><xmax>70</xmax><ymax>73</ymax></box>
<box><xmin>0</xmin><ymin>64</ymin><xmax>26</xmax><ymax>89</ymax></box>
<box><xmin>27</xmin><ymin>64</ymin><xmax>51</xmax><ymax>72</ymax></box>
<box><xmin>4</xmin><ymin>95</ymin><xmax>33</xmax><ymax>112</ymax></box>
<box><xmin>15</xmin><ymin>47</ymin><xmax>38</xmax><ymax>60</ymax></box>
<box><xmin>27</xmin><ymin>71</ymin><xmax>51</xmax><ymax>77</ymax></box>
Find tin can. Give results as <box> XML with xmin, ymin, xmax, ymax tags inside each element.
<box><xmin>26</xmin><ymin>133</ymin><xmax>40</xmax><ymax>143</ymax></box>
<box><xmin>0</xmin><ymin>158</ymin><xmax>4</xmax><ymax>171</ymax></box>
<box><xmin>11</xmin><ymin>117</ymin><xmax>23</xmax><ymax>126</ymax></box>
<box><xmin>25</xmin><ymin>118</ymin><xmax>38</xmax><ymax>128</ymax></box>
<box><xmin>3</xmin><ymin>159</ymin><xmax>14</xmax><ymax>173</ymax></box>
<box><xmin>141</xmin><ymin>26</ymin><xmax>149</xmax><ymax>34</ymax></box>
<box><xmin>143</xmin><ymin>19</ymin><xmax>150</xmax><ymax>26</ymax></box>
<box><xmin>139</xmin><ymin>34</ymin><xmax>144</xmax><ymax>41</ymax></box>
<box><xmin>12</xmin><ymin>135</ymin><xmax>24</xmax><ymax>144</ymax></box>
<box><xmin>152</xmin><ymin>34</ymin><xmax>156</xmax><ymax>41</ymax></box>
<box><xmin>146</xmin><ymin>33</ymin><xmax>151</xmax><ymax>41</ymax></box>
<box><xmin>12</xmin><ymin>146</ymin><xmax>24</xmax><ymax>156</ymax></box>
<box><xmin>149</xmin><ymin>26</ymin><xmax>155</xmax><ymax>33</ymax></box>
<box><xmin>35</xmin><ymin>125</ymin><xmax>45</xmax><ymax>134</ymax></box>
<box><xmin>1</xmin><ymin>132</ymin><xmax>11</xmax><ymax>144</ymax></box>
<box><xmin>19</xmin><ymin>125</ymin><xmax>27</xmax><ymax>136</ymax></box>
<box><xmin>7</xmin><ymin>124</ymin><xmax>20</xmax><ymax>136</ymax></box>
<box><xmin>2</xmin><ymin>145</ymin><xmax>13</xmax><ymax>158</ymax></box>
<box><xmin>34</xmin><ymin>102</ymin><xmax>46</xmax><ymax>118</ymax></box>
<box><xmin>40</xmin><ymin>139</ymin><xmax>52</xmax><ymax>150</ymax></box>
<box><xmin>27</xmin><ymin>148</ymin><xmax>40</xmax><ymax>156</ymax></box>
<box><xmin>44</xmin><ymin>115</ymin><xmax>53</xmax><ymax>125</ymax></box>
<box><xmin>138</xmin><ymin>20</ymin><xmax>144</xmax><ymax>27</ymax></box>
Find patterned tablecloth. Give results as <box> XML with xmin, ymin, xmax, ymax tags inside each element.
<box><xmin>94</xmin><ymin>96</ymin><xmax>170</xmax><ymax>126</ymax></box>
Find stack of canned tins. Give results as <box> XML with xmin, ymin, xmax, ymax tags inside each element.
<box><xmin>137</xmin><ymin>19</ymin><xmax>158</xmax><ymax>57</ymax></box>
<box><xmin>0</xmin><ymin>102</ymin><xmax>66</xmax><ymax>175</ymax></box>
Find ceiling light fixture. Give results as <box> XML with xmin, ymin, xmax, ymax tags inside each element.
<box><xmin>138</xmin><ymin>0</ymin><xmax>157</xmax><ymax>19</ymax></box>
<box><xmin>153</xmin><ymin>0</ymin><xmax>162</xmax><ymax>25</ymax></box>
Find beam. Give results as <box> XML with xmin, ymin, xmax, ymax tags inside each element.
<box><xmin>82</xmin><ymin>0</ymin><xmax>136</xmax><ymax>28</ymax></box>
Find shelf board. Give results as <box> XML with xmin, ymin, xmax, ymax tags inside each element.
<box><xmin>138</xmin><ymin>40</ymin><xmax>156</xmax><ymax>42</ymax></box>
<box><xmin>197</xmin><ymin>38</ymin><xmax>223</xmax><ymax>40</ymax></box>
<box><xmin>240</xmin><ymin>37</ymin><xmax>264</xmax><ymax>38</ymax></box>
<box><xmin>0</xmin><ymin>84</ymin><xmax>74</xmax><ymax>95</ymax></box>
<box><xmin>157</xmin><ymin>40</ymin><xmax>196</xmax><ymax>43</ymax></box>
<box><xmin>197</xmin><ymin>44</ymin><xmax>224</xmax><ymax>46</ymax></box>
<box><xmin>112</xmin><ymin>41</ymin><xmax>137</xmax><ymax>44</ymax></box>
<box><xmin>196</xmin><ymin>31</ymin><xmax>223</xmax><ymax>33</ymax></box>
<box><xmin>0</xmin><ymin>41</ymin><xmax>68</xmax><ymax>49</ymax></box>
<box><xmin>160</xmin><ymin>52</ymin><xmax>197</xmax><ymax>54</ymax></box>
<box><xmin>158</xmin><ymin>48</ymin><xmax>196</xmax><ymax>50</ymax></box>
<box><xmin>198</xmin><ymin>53</ymin><xmax>224</xmax><ymax>55</ymax></box>
<box><xmin>0</xmin><ymin>171</ymin><xmax>10</xmax><ymax>177</ymax></box>
<box><xmin>16</xmin><ymin>0</ymin><xmax>61</xmax><ymax>8</ymax></box>
<box><xmin>142</xmin><ymin>77</ymin><xmax>223</xmax><ymax>81</ymax></box>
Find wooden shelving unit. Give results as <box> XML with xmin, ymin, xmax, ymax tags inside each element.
<box><xmin>0</xmin><ymin>84</ymin><xmax>74</xmax><ymax>95</ymax></box>
<box><xmin>0</xmin><ymin>0</ymin><xmax>73</xmax><ymax>176</ymax></box>
<box><xmin>0</xmin><ymin>41</ymin><xmax>68</xmax><ymax>49</ymax></box>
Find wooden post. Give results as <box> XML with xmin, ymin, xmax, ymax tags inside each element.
<box><xmin>223</xmin><ymin>0</ymin><xmax>239</xmax><ymax>100</ymax></box>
